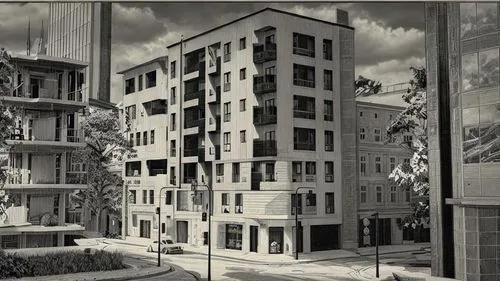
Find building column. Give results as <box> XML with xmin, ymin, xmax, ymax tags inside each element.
<box><xmin>59</xmin><ymin>191</ymin><xmax>66</xmax><ymax>225</ymax></box>
<box><xmin>57</xmin><ymin>232</ymin><xmax>64</xmax><ymax>246</ymax></box>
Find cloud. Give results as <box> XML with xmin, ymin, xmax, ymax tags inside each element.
<box><xmin>0</xmin><ymin>3</ymin><xmax>48</xmax><ymax>54</ymax></box>
<box><xmin>112</xmin><ymin>4</ymin><xmax>168</xmax><ymax>44</ymax></box>
<box><xmin>356</xmin><ymin>56</ymin><xmax>425</xmax><ymax>86</ymax></box>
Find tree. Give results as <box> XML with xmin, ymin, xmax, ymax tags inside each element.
<box><xmin>385</xmin><ymin>66</ymin><xmax>429</xmax><ymax>229</ymax></box>
<box><xmin>71</xmin><ymin>108</ymin><xmax>133</xmax><ymax>233</ymax></box>
<box><xmin>355</xmin><ymin>75</ymin><xmax>382</xmax><ymax>97</ymax></box>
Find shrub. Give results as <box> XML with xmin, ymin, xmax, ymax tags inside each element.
<box><xmin>0</xmin><ymin>250</ymin><xmax>125</xmax><ymax>279</ymax></box>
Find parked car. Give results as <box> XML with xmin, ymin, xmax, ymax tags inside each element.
<box><xmin>147</xmin><ymin>239</ymin><xmax>184</xmax><ymax>254</ymax></box>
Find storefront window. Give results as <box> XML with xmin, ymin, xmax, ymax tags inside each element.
<box><xmin>462</xmin><ymin>53</ymin><xmax>479</xmax><ymax>91</ymax></box>
<box><xmin>460</xmin><ymin>3</ymin><xmax>477</xmax><ymax>39</ymax></box>
<box><xmin>477</xmin><ymin>3</ymin><xmax>498</xmax><ymax>35</ymax></box>
<box><xmin>225</xmin><ymin>224</ymin><xmax>242</xmax><ymax>250</ymax></box>
<box><xmin>268</xmin><ymin>227</ymin><xmax>284</xmax><ymax>254</ymax></box>
<box><xmin>479</xmin><ymin>48</ymin><xmax>499</xmax><ymax>86</ymax></box>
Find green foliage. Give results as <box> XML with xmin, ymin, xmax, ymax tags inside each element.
<box><xmin>0</xmin><ymin>250</ymin><xmax>125</xmax><ymax>279</ymax></box>
<box><xmin>355</xmin><ymin>75</ymin><xmax>382</xmax><ymax>97</ymax></box>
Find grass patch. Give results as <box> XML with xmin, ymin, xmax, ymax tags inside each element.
<box><xmin>0</xmin><ymin>249</ymin><xmax>126</xmax><ymax>279</ymax></box>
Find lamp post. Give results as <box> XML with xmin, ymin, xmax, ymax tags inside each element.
<box><xmin>156</xmin><ymin>186</ymin><xmax>172</xmax><ymax>267</ymax></box>
<box><xmin>366</xmin><ymin>212</ymin><xmax>380</xmax><ymax>278</ymax></box>
<box><xmin>294</xmin><ymin>187</ymin><xmax>314</xmax><ymax>260</ymax></box>
<box><xmin>191</xmin><ymin>180</ymin><xmax>212</xmax><ymax>281</ymax></box>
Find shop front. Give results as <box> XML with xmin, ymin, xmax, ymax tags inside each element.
<box><xmin>225</xmin><ymin>224</ymin><xmax>243</xmax><ymax>250</ymax></box>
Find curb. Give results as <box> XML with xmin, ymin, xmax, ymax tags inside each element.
<box><xmin>98</xmin><ymin>266</ymin><xmax>174</xmax><ymax>281</ymax></box>
<box><xmin>358</xmin><ymin>249</ymin><xmax>428</xmax><ymax>257</ymax></box>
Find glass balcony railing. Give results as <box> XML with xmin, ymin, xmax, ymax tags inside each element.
<box><xmin>253</xmin><ymin>75</ymin><xmax>276</xmax><ymax>94</ymax></box>
<box><xmin>253</xmin><ymin>140</ymin><xmax>277</xmax><ymax>157</ymax></box>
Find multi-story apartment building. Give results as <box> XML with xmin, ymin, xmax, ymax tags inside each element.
<box><xmin>426</xmin><ymin>3</ymin><xmax>500</xmax><ymax>279</ymax></box>
<box><xmin>46</xmin><ymin>2</ymin><xmax>113</xmax><ymax>108</ymax></box>
<box><xmin>153</xmin><ymin>7</ymin><xmax>356</xmax><ymax>255</ymax></box>
<box><xmin>0</xmin><ymin>54</ymin><xmax>88</xmax><ymax>248</ymax></box>
<box><xmin>356</xmin><ymin>84</ymin><xmax>418</xmax><ymax>248</ymax></box>
<box><xmin>118</xmin><ymin>57</ymin><xmax>171</xmax><ymax>240</ymax></box>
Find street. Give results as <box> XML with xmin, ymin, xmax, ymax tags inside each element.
<box><xmin>104</xmin><ymin>243</ymin><xmax>431</xmax><ymax>281</ymax></box>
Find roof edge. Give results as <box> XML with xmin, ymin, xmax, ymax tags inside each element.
<box><xmin>117</xmin><ymin>56</ymin><xmax>168</xmax><ymax>75</ymax></box>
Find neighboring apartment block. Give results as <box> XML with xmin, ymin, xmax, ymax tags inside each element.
<box><xmin>120</xmin><ymin>7</ymin><xmax>356</xmax><ymax>255</ymax></box>
<box><xmin>0</xmin><ymin>54</ymin><xmax>88</xmax><ymax>248</ymax></box>
<box><xmin>356</xmin><ymin>84</ymin><xmax>422</xmax><ymax>248</ymax></box>
<box><xmin>46</xmin><ymin>2</ymin><xmax>113</xmax><ymax>108</ymax></box>
<box><xmin>118</xmin><ymin>57</ymin><xmax>171</xmax><ymax>240</ymax></box>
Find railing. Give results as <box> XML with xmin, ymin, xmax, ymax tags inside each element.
<box><xmin>253</xmin><ymin>75</ymin><xmax>276</xmax><ymax>94</ymax></box>
<box><xmin>10</xmin><ymin>84</ymin><xmax>86</xmax><ymax>103</ymax></box>
<box><xmin>380</xmin><ymin>82</ymin><xmax>410</xmax><ymax>93</ymax></box>
<box><xmin>67</xmin><ymin>128</ymin><xmax>82</xmax><ymax>142</ymax></box>
<box><xmin>149</xmin><ymin>169</ymin><xmax>167</xmax><ymax>176</ymax></box>
<box><xmin>293</xmin><ymin>47</ymin><xmax>315</xmax><ymax>57</ymax></box>
<box><xmin>294</xmin><ymin>142</ymin><xmax>315</xmax><ymax>151</ymax></box>
<box><xmin>223</xmin><ymin>144</ymin><xmax>231</xmax><ymax>152</ymax></box>
<box><xmin>184</xmin><ymin>148</ymin><xmax>198</xmax><ymax>157</ymax></box>
<box><xmin>184</xmin><ymin>63</ymin><xmax>199</xmax><ymax>75</ymax></box>
<box><xmin>253</xmin><ymin>106</ymin><xmax>277</xmax><ymax>125</ymax></box>
<box><xmin>184</xmin><ymin>89</ymin><xmax>203</xmax><ymax>102</ymax></box>
<box><xmin>264</xmin><ymin>173</ymin><xmax>275</xmax><ymax>182</ymax></box>
<box><xmin>253</xmin><ymin>140</ymin><xmax>277</xmax><ymax>157</ymax></box>
<box><xmin>253</xmin><ymin>43</ymin><xmax>277</xmax><ymax>63</ymax></box>
<box><xmin>65</xmin><ymin>172</ymin><xmax>87</xmax><ymax>184</ymax></box>
<box><xmin>305</xmin><ymin>175</ymin><xmax>316</xmax><ymax>182</ymax></box>
<box><xmin>223</xmin><ymin>53</ymin><xmax>231</xmax><ymax>62</ymax></box>
<box><xmin>67</xmin><ymin>89</ymin><xmax>84</xmax><ymax>102</ymax></box>
<box><xmin>6</xmin><ymin>168</ymin><xmax>31</xmax><ymax>184</ymax></box>
<box><xmin>292</xmin><ymin>174</ymin><xmax>302</xmax><ymax>182</ymax></box>
<box><xmin>293</xmin><ymin>110</ymin><xmax>315</xmax><ymax>120</ymax></box>
<box><xmin>325</xmin><ymin>175</ymin><xmax>334</xmax><ymax>183</ymax></box>
<box><xmin>235</xmin><ymin>205</ymin><xmax>243</xmax><ymax>214</ymax></box>
<box><xmin>183</xmin><ymin>176</ymin><xmax>196</xmax><ymax>184</ymax></box>
<box><xmin>221</xmin><ymin>205</ymin><xmax>230</xmax><ymax>213</ymax></box>
<box><xmin>293</xmin><ymin>78</ymin><xmax>315</xmax><ymax>88</ymax></box>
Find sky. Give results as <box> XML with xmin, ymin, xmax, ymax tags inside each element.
<box><xmin>0</xmin><ymin>2</ymin><xmax>425</xmax><ymax>104</ymax></box>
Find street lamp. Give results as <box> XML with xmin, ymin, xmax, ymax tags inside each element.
<box><xmin>366</xmin><ymin>212</ymin><xmax>380</xmax><ymax>278</ymax></box>
<box><xmin>294</xmin><ymin>187</ymin><xmax>314</xmax><ymax>260</ymax></box>
<box><xmin>156</xmin><ymin>186</ymin><xmax>173</xmax><ymax>267</ymax></box>
<box><xmin>191</xmin><ymin>180</ymin><xmax>212</xmax><ymax>281</ymax></box>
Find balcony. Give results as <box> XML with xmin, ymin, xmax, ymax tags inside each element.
<box><xmin>253</xmin><ymin>43</ymin><xmax>277</xmax><ymax>64</ymax></box>
<box><xmin>184</xmin><ymin>118</ymin><xmax>205</xmax><ymax>129</ymax></box>
<box><xmin>253</xmin><ymin>140</ymin><xmax>277</xmax><ymax>157</ymax></box>
<box><xmin>184</xmin><ymin>89</ymin><xmax>205</xmax><ymax>102</ymax></box>
<box><xmin>293</xmin><ymin>110</ymin><xmax>316</xmax><ymax>120</ymax></box>
<box><xmin>6</xmin><ymin>85</ymin><xmax>86</xmax><ymax>110</ymax></box>
<box><xmin>207</xmin><ymin>115</ymin><xmax>221</xmax><ymax>132</ymax></box>
<box><xmin>198</xmin><ymin>147</ymin><xmax>205</xmax><ymax>162</ymax></box>
<box><xmin>66</xmin><ymin>128</ymin><xmax>82</xmax><ymax>142</ymax></box>
<box><xmin>208</xmin><ymin>57</ymin><xmax>221</xmax><ymax>75</ymax></box>
<box><xmin>253</xmin><ymin>106</ymin><xmax>277</xmax><ymax>125</ymax></box>
<box><xmin>207</xmin><ymin>86</ymin><xmax>221</xmax><ymax>104</ymax></box>
<box><xmin>294</xmin><ymin>142</ymin><xmax>315</xmax><ymax>151</ymax></box>
<box><xmin>253</xmin><ymin>75</ymin><xmax>276</xmax><ymax>94</ymax></box>
<box><xmin>184</xmin><ymin>147</ymin><xmax>198</xmax><ymax>157</ymax></box>
<box><xmin>293</xmin><ymin>47</ymin><xmax>315</xmax><ymax>57</ymax></box>
<box><xmin>293</xmin><ymin>78</ymin><xmax>315</xmax><ymax>88</ymax></box>
<box><xmin>184</xmin><ymin>63</ymin><xmax>199</xmax><ymax>75</ymax></box>
<box><xmin>251</xmin><ymin>172</ymin><xmax>262</xmax><ymax>190</ymax></box>
<box><xmin>65</xmin><ymin>172</ymin><xmax>87</xmax><ymax>184</ymax></box>
<box><xmin>7</xmin><ymin>127</ymin><xmax>85</xmax><ymax>149</ymax></box>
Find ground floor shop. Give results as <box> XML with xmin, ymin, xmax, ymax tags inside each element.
<box><xmin>0</xmin><ymin>228</ymin><xmax>84</xmax><ymax>249</ymax></box>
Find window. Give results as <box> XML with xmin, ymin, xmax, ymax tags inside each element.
<box><xmin>460</xmin><ymin>3</ymin><xmax>498</xmax><ymax>39</ymax></box>
<box><xmin>325</xmin><ymin>131</ymin><xmax>334</xmax><ymax>151</ymax></box>
<box><xmin>360</xmin><ymin>156</ymin><xmax>367</xmax><ymax>176</ymax></box>
<box><xmin>359</xmin><ymin>128</ymin><xmax>366</xmax><ymax>140</ymax></box>
<box><xmin>221</xmin><ymin>193</ymin><xmax>229</xmax><ymax>213</ymax></box>
<box><xmin>374</xmin><ymin>128</ymin><xmax>381</xmax><ymax>142</ymax></box>
<box><xmin>265</xmin><ymin>66</ymin><xmax>276</xmax><ymax>75</ymax></box>
<box><xmin>170</xmin><ymin>61</ymin><xmax>176</xmax><ymax>78</ymax></box>
<box><xmin>324</xmin><ymin>70</ymin><xmax>333</xmax><ymax>90</ymax></box>
<box><xmin>224</xmin><ymin>132</ymin><xmax>231</xmax><ymax>152</ymax></box>
<box><xmin>239</xmin><ymin>99</ymin><xmax>246</xmax><ymax>112</ymax></box>
<box><xmin>170</xmin><ymin>140</ymin><xmax>176</xmax><ymax>157</ymax></box>
<box><xmin>239</xmin><ymin>37</ymin><xmax>246</xmax><ymax>50</ymax></box>
<box><xmin>306</xmin><ymin>193</ymin><xmax>316</xmax><ymax>206</ymax></box>
<box><xmin>129</xmin><ymin>190</ymin><xmax>137</xmax><ymax>204</ymax></box>
<box><xmin>390</xmin><ymin>186</ymin><xmax>397</xmax><ymax>203</ymax></box>
<box><xmin>150</xmin><ymin>130</ymin><xmax>155</xmax><ymax>145</ymax></box>
<box><xmin>149</xmin><ymin>190</ymin><xmax>155</xmax><ymax>204</ymax></box>
<box><xmin>223</xmin><ymin>42</ymin><xmax>231</xmax><ymax>62</ymax></box>
<box><xmin>170</xmin><ymin>167</ymin><xmax>176</xmax><ymax>185</ymax></box>
<box><xmin>305</xmin><ymin>161</ymin><xmax>316</xmax><ymax>182</ymax></box>
<box><xmin>224</xmin><ymin>102</ymin><xmax>231</xmax><ymax>122</ymax></box>
<box><xmin>142</xmin><ymin>190</ymin><xmax>147</xmax><ymax>204</ymax></box>
<box><xmin>360</xmin><ymin>111</ymin><xmax>363</xmax><ymax>117</ymax></box>
<box><xmin>325</xmin><ymin>161</ymin><xmax>334</xmax><ymax>182</ymax></box>
<box><xmin>294</xmin><ymin>127</ymin><xmax>316</xmax><ymax>151</ymax></box>
<box><xmin>216</xmin><ymin>164</ymin><xmax>224</xmax><ymax>176</ymax></box>
<box><xmin>136</xmin><ymin>132</ymin><xmax>141</xmax><ymax>146</ymax></box>
<box><xmin>360</xmin><ymin>186</ymin><xmax>367</xmax><ymax>203</ymax></box>
<box><xmin>138</xmin><ymin>74</ymin><xmax>143</xmax><ymax>91</ymax></box>
<box><xmin>143</xmin><ymin>131</ymin><xmax>148</xmax><ymax>145</ymax></box>
<box><xmin>374</xmin><ymin>112</ymin><xmax>378</xmax><ymax>119</ymax></box>
<box><xmin>389</xmin><ymin>157</ymin><xmax>396</xmax><ymax>171</ymax></box>
<box><xmin>146</xmin><ymin>70</ymin><xmax>157</xmax><ymax>88</ymax></box>
<box><xmin>235</xmin><ymin>193</ymin><xmax>243</xmax><ymax>213</ymax></box>
<box><xmin>293</xmin><ymin>32</ymin><xmax>315</xmax><ymax>57</ymax></box>
<box><xmin>375</xmin><ymin>156</ymin><xmax>382</xmax><ymax>173</ymax></box>
<box><xmin>170</xmin><ymin>113</ymin><xmax>176</xmax><ymax>131</ymax></box>
<box><xmin>125</xmin><ymin>78</ymin><xmax>135</xmax><ymax>94</ymax></box>
<box><xmin>129</xmin><ymin>133</ymin><xmax>134</xmax><ymax>146</ymax></box>
<box><xmin>291</xmin><ymin>194</ymin><xmax>302</xmax><ymax>215</ymax></box>
<box><xmin>462</xmin><ymin>53</ymin><xmax>479</xmax><ymax>91</ymax></box>
<box><xmin>132</xmin><ymin>214</ymin><xmax>137</xmax><ymax>227</ymax></box>
<box><xmin>293</xmin><ymin>95</ymin><xmax>315</xmax><ymax>119</ymax></box>
<box><xmin>126</xmin><ymin>161</ymin><xmax>141</xmax><ymax>177</ymax></box>
<box><xmin>293</xmin><ymin>64</ymin><xmax>315</xmax><ymax>88</ymax></box>
<box><xmin>265</xmin><ymin>34</ymin><xmax>275</xmax><ymax>44</ymax></box>
<box><xmin>324</xmin><ymin>100</ymin><xmax>333</xmax><ymax>121</ymax></box>
<box><xmin>323</xmin><ymin>39</ymin><xmax>332</xmax><ymax>60</ymax></box>
<box><xmin>224</xmin><ymin>72</ymin><xmax>231</xmax><ymax>91</ymax></box>
<box><xmin>292</xmin><ymin>162</ymin><xmax>302</xmax><ymax>182</ymax></box>
<box><xmin>240</xmin><ymin>130</ymin><xmax>246</xmax><ymax>143</ymax></box>
<box><xmin>126</xmin><ymin>105</ymin><xmax>136</xmax><ymax>120</ymax></box>
<box><xmin>376</xmin><ymin>186</ymin><xmax>382</xmax><ymax>203</ymax></box>
<box><xmin>325</xmin><ymin>193</ymin><xmax>334</xmax><ymax>214</ymax></box>
<box><xmin>170</xmin><ymin>87</ymin><xmax>176</xmax><ymax>105</ymax></box>
<box><xmin>232</xmin><ymin>163</ymin><xmax>240</xmax><ymax>183</ymax></box>
<box><xmin>165</xmin><ymin>191</ymin><xmax>172</xmax><ymax>205</ymax></box>
<box><xmin>240</xmin><ymin>68</ymin><xmax>246</xmax><ymax>80</ymax></box>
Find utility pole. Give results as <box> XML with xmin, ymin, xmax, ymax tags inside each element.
<box><xmin>294</xmin><ymin>187</ymin><xmax>313</xmax><ymax>260</ymax></box>
<box><xmin>191</xmin><ymin>180</ymin><xmax>212</xmax><ymax>281</ymax></box>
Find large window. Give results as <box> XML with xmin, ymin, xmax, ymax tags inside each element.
<box><xmin>226</xmin><ymin>224</ymin><xmax>242</xmax><ymax>250</ymax></box>
<box><xmin>460</xmin><ymin>3</ymin><xmax>498</xmax><ymax>39</ymax></box>
<box><xmin>323</xmin><ymin>39</ymin><xmax>332</xmax><ymax>60</ymax></box>
<box><xmin>325</xmin><ymin>193</ymin><xmax>334</xmax><ymax>214</ymax></box>
<box><xmin>293</xmin><ymin>33</ymin><xmax>315</xmax><ymax>57</ymax></box>
<box><xmin>223</xmin><ymin>42</ymin><xmax>231</xmax><ymax>62</ymax></box>
<box><xmin>376</xmin><ymin>186</ymin><xmax>383</xmax><ymax>203</ymax></box>
<box><xmin>305</xmin><ymin>161</ymin><xmax>316</xmax><ymax>182</ymax></box>
<box><xmin>224</xmin><ymin>72</ymin><xmax>231</xmax><ymax>92</ymax></box>
<box><xmin>325</xmin><ymin>131</ymin><xmax>334</xmax><ymax>151</ymax></box>
<box><xmin>463</xmin><ymin>103</ymin><xmax>500</xmax><ymax>163</ymax></box>
<box><xmin>224</xmin><ymin>102</ymin><xmax>231</xmax><ymax>122</ymax></box>
<box><xmin>360</xmin><ymin>156</ymin><xmax>367</xmax><ymax>176</ymax></box>
<box><xmin>325</xmin><ymin>161</ymin><xmax>334</xmax><ymax>182</ymax></box>
<box><xmin>324</xmin><ymin>70</ymin><xmax>333</xmax><ymax>90</ymax></box>
<box><xmin>125</xmin><ymin>78</ymin><xmax>135</xmax><ymax>94</ymax></box>
<box><xmin>170</xmin><ymin>61</ymin><xmax>176</xmax><ymax>78</ymax></box>
<box><xmin>293</xmin><ymin>95</ymin><xmax>315</xmax><ymax>119</ymax></box>
<box><xmin>293</xmin><ymin>64</ymin><xmax>315</xmax><ymax>88</ymax></box>
<box><xmin>146</xmin><ymin>71</ymin><xmax>156</xmax><ymax>88</ymax></box>
<box><xmin>462</xmin><ymin>49</ymin><xmax>500</xmax><ymax>91</ymax></box>
<box><xmin>294</xmin><ymin>127</ymin><xmax>316</xmax><ymax>151</ymax></box>
<box><xmin>324</xmin><ymin>100</ymin><xmax>333</xmax><ymax>121</ymax></box>
<box><xmin>223</xmin><ymin>132</ymin><xmax>231</xmax><ymax>152</ymax></box>
<box><xmin>360</xmin><ymin>186</ymin><xmax>367</xmax><ymax>203</ymax></box>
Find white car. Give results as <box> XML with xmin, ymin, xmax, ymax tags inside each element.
<box><xmin>147</xmin><ymin>239</ymin><xmax>184</xmax><ymax>254</ymax></box>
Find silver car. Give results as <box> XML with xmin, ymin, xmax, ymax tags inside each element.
<box><xmin>147</xmin><ymin>239</ymin><xmax>184</xmax><ymax>254</ymax></box>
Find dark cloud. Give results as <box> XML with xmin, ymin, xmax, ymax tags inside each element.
<box><xmin>111</xmin><ymin>4</ymin><xmax>168</xmax><ymax>44</ymax></box>
<box><xmin>347</xmin><ymin>3</ymin><xmax>425</xmax><ymax>30</ymax></box>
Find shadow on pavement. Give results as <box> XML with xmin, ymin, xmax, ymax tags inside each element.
<box><xmin>219</xmin><ymin>271</ymin><xmax>358</xmax><ymax>281</ymax></box>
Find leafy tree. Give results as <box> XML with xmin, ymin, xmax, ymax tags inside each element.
<box><xmin>355</xmin><ymin>75</ymin><xmax>382</xmax><ymax>97</ymax></box>
<box><xmin>71</xmin><ymin>108</ymin><xmax>133</xmax><ymax>233</ymax></box>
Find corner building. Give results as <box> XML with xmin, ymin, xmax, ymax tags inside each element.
<box><xmin>165</xmin><ymin>8</ymin><xmax>356</xmax><ymax>254</ymax></box>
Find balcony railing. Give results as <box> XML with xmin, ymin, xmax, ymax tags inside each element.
<box><xmin>9</xmin><ymin>127</ymin><xmax>82</xmax><ymax>143</ymax></box>
<box><xmin>293</xmin><ymin>47</ymin><xmax>315</xmax><ymax>57</ymax></box>
<box><xmin>6</xmin><ymin>168</ymin><xmax>31</xmax><ymax>184</ymax></box>
<box><xmin>208</xmin><ymin>86</ymin><xmax>221</xmax><ymax>103</ymax></box>
<box><xmin>264</xmin><ymin>173</ymin><xmax>275</xmax><ymax>182</ymax></box>
<box><xmin>253</xmin><ymin>43</ymin><xmax>277</xmax><ymax>64</ymax></box>
<box><xmin>66</xmin><ymin>128</ymin><xmax>82</xmax><ymax>142</ymax></box>
<box><xmin>10</xmin><ymin>84</ymin><xmax>85</xmax><ymax>103</ymax></box>
<box><xmin>184</xmin><ymin>118</ymin><xmax>204</xmax><ymax>129</ymax></box>
<box><xmin>198</xmin><ymin>147</ymin><xmax>205</xmax><ymax>162</ymax></box>
<box><xmin>65</xmin><ymin>172</ymin><xmax>87</xmax><ymax>184</ymax></box>
<box><xmin>235</xmin><ymin>205</ymin><xmax>243</xmax><ymax>214</ymax></box>
<box><xmin>184</xmin><ymin>89</ymin><xmax>204</xmax><ymax>102</ymax></box>
<box><xmin>184</xmin><ymin>147</ymin><xmax>198</xmax><ymax>157</ymax></box>
<box><xmin>253</xmin><ymin>140</ymin><xmax>277</xmax><ymax>157</ymax></box>
<box><xmin>183</xmin><ymin>176</ymin><xmax>196</xmax><ymax>184</ymax></box>
<box><xmin>253</xmin><ymin>106</ymin><xmax>277</xmax><ymax>125</ymax></box>
<box><xmin>305</xmin><ymin>175</ymin><xmax>316</xmax><ymax>182</ymax></box>
<box><xmin>293</xmin><ymin>78</ymin><xmax>315</xmax><ymax>88</ymax></box>
<box><xmin>253</xmin><ymin>75</ymin><xmax>276</xmax><ymax>94</ymax></box>
<box><xmin>293</xmin><ymin>110</ymin><xmax>316</xmax><ymax>120</ymax></box>
<box><xmin>216</xmin><ymin>175</ymin><xmax>224</xmax><ymax>183</ymax></box>
<box><xmin>294</xmin><ymin>142</ymin><xmax>315</xmax><ymax>151</ymax></box>
<box><xmin>184</xmin><ymin>63</ymin><xmax>199</xmax><ymax>75</ymax></box>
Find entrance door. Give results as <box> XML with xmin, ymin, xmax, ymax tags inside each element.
<box><xmin>176</xmin><ymin>221</ymin><xmax>188</xmax><ymax>243</ymax></box>
<box><xmin>140</xmin><ymin>220</ymin><xmax>151</xmax><ymax>238</ymax></box>
<box><xmin>310</xmin><ymin>224</ymin><xmax>340</xmax><ymax>251</ymax></box>
<box><xmin>268</xmin><ymin>227</ymin><xmax>284</xmax><ymax>254</ymax></box>
<box><xmin>250</xmin><ymin>226</ymin><xmax>258</xmax><ymax>252</ymax></box>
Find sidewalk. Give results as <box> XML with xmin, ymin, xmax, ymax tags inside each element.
<box><xmin>356</xmin><ymin>243</ymin><xmax>431</xmax><ymax>256</ymax></box>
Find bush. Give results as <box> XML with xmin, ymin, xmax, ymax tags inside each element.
<box><xmin>0</xmin><ymin>250</ymin><xmax>126</xmax><ymax>279</ymax></box>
